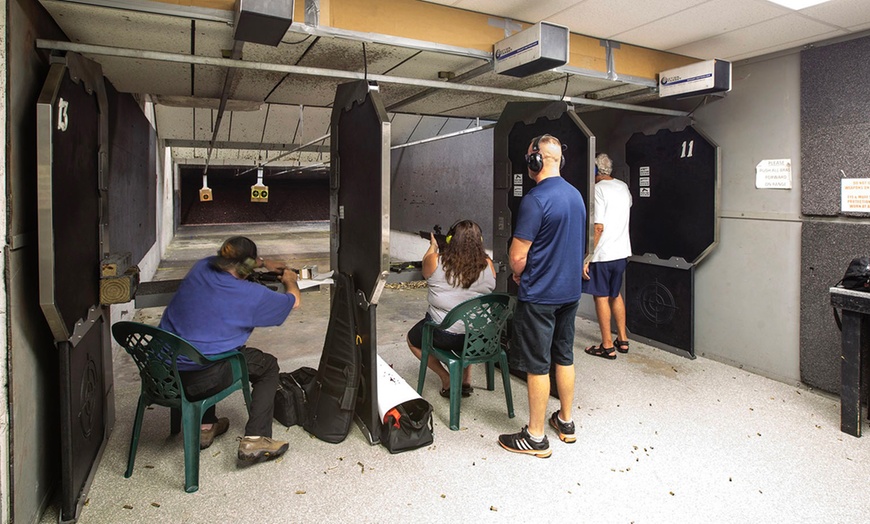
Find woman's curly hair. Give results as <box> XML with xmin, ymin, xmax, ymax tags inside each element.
<box><xmin>441</xmin><ymin>220</ymin><xmax>488</xmax><ymax>289</ymax></box>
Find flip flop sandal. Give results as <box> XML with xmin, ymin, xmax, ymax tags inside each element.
<box><xmin>615</xmin><ymin>339</ymin><xmax>630</xmax><ymax>354</ymax></box>
<box><xmin>585</xmin><ymin>344</ymin><xmax>617</xmax><ymax>360</ymax></box>
<box><xmin>441</xmin><ymin>385</ymin><xmax>474</xmax><ymax>398</ymax></box>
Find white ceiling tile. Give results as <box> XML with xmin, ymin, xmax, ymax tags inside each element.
<box><xmin>669</xmin><ymin>14</ymin><xmax>847</xmax><ymax>59</ymax></box>
<box><xmin>801</xmin><ymin>0</ymin><xmax>870</xmax><ymax>28</ymax></box>
<box><xmin>449</xmin><ymin>0</ymin><xmax>582</xmax><ymax>26</ymax></box>
<box><xmin>545</xmin><ymin>0</ymin><xmax>710</xmax><ymax>40</ymax></box>
<box><xmin>613</xmin><ymin>0</ymin><xmax>787</xmax><ymax>50</ymax></box>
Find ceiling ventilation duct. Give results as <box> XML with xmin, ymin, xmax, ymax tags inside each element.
<box><xmin>658</xmin><ymin>59</ymin><xmax>732</xmax><ymax>99</ymax></box>
<box><xmin>493</xmin><ymin>21</ymin><xmax>569</xmax><ymax>78</ymax></box>
<box><xmin>234</xmin><ymin>0</ymin><xmax>294</xmax><ymax>47</ymax></box>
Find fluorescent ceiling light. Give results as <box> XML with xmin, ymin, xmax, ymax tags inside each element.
<box><xmin>767</xmin><ymin>0</ymin><xmax>833</xmax><ymax>9</ymax></box>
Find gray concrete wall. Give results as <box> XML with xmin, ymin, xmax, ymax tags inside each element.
<box><xmin>689</xmin><ymin>53</ymin><xmax>804</xmax><ymax>384</ymax></box>
<box><xmin>5</xmin><ymin>0</ymin><xmax>68</xmax><ymax>522</ymax></box>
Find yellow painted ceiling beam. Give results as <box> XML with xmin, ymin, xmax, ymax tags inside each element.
<box><xmin>153</xmin><ymin>0</ymin><xmax>697</xmax><ymax>80</ymax></box>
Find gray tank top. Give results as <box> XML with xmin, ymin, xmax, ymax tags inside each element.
<box><xmin>427</xmin><ymin>258</ymin><xmax>496</xmax><ymax>334</ymax></box>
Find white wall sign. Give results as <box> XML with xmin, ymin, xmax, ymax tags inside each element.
<box><xmin>841</xmin><ymin>178</ymin><xmax>870</xmax><ymax>212</ymax></box>
<box><xmin>755</xmin><ymin>159</ymin><xmax>792</xmax><ymax>189</ymax></box>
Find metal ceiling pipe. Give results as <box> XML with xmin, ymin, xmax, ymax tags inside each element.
<box><xmin>36</xmin><ymin>39</ymin><xmax>689</xmax><ymax>117</ymax></box>
<box><xmin>203</xmin><ymin>40</ymin><xmax>245</xmax><ymax>175</ymax></box>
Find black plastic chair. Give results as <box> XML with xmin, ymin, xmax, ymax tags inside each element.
<box><xmin>416</xmin><ymin>293</ymin><xmax>515</xmax><ymax>430</ymax></box>
<box><xmin>111</xmin><ymin>321</ymin><xmax>252</xmax><ymax>493</ymax></box>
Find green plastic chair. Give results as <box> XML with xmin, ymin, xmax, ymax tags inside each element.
<box><xmin>416</xmin><ymin>293</ymin><xmax>515</xmax><ymax>430</ymax></box>
<box><xmin>111</xmin><ymin>321</ymin><xmax>252</xmax><ymax>493</ymax></box>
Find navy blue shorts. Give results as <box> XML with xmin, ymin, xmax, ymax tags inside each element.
<box><xmin>407</xmin><ymin>313</ymin><xmax>465</xmax><ymax>355</ymax></box>
<box><xmin>510</xmin><ymin>300</ymin><xmax>579</xmax><ymax>375</ymax></box>
<box><xmin>584</xmin><ymin>258</ymin><xmax>628</xmax><ymax>298</ymax></box>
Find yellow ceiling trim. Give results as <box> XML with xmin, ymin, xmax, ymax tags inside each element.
<box><xmin>156</xmin><ymin>0</ymin><xmax>698</xmax><ymax>79</ymax></box>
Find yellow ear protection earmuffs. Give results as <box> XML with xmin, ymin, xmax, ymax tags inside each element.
<box><xmin>525</xmin><ymin>135</ymin><xmax>566</xmax><ymax>173</ymax></box>
<box><xmin>445</xmin><ymin>220</ymin><xmax>460</xmax><ymax>245</ymax></box>
<box><xmin>444</xmin><ymin>220</ymin><xmax>485</xmax><ymax>246</ymax></box>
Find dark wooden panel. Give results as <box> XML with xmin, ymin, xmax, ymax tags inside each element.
<box><xmin>107</xmin><ymin>82</ymin><xmax>156</xmax><ymax>262</ymax></box>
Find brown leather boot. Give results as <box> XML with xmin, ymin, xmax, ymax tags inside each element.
<box><xmin>237</xmin><ymin>436</ymin><xmax>289</xmax><ymax>462</ymax></box>
<box><xmin>200</xmin><ymin>417</ymin><xmax>230</xmax><ymax>449</ymax></box>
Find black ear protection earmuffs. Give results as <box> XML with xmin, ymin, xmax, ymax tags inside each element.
<box><xmin>525</xmin><ymin>135</ymin><xmax>566</xmax><ymax>173</ymax></box>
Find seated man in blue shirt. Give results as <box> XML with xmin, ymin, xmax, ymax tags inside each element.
<box><xmin>159</xmin><ymin>236</ymin><xmax>301</xmax><ymax>462</ymax></box>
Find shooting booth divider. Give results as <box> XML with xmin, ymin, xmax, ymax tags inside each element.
<box><xmin>624</xmin><ymin>125</ymin><xmax>720</xmax><ymax>358</ymax></box>
<box><xmin>330</xmin><ymin>80</ymin><xmax>391</xmax><ymax>444</ymax></box>
<box><xmin>37</xmin><ymin>55</ymin><xmax>113</xmax><ymax>523</ymax></box>
<box><xmin>493</xmin><ymin>101</ymin><xmax>595</xmax><ymax>388</ymax></box>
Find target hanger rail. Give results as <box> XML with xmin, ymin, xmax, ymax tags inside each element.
<box><xmin>36</xmin><ymin>40</ymin><xmax>689</xmax><ymax>117</ymax></box>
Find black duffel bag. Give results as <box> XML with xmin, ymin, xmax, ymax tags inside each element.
<box><xmin>833</xmin><ymin>256</ymin><xmax>870</xmax><ymax>331</ymax></box>
<box><xmin>379</xmin><ymin>398</ymin><xmax>434</xmax><ymax>454</ymax></box>
<box><xmin>841</xmin><ymin>256</ymin><xmax>870</xmax><ymax>290</ymax></box>
<box><xmin>274</xmin><ymin>366</ymin><xmax>317</xmax><ymax>427</ymax></box>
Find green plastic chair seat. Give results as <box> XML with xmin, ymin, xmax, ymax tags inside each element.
<box><xmin>416</xmin><ymin>293</ymin><xmax>515</xmax><ymax>430</ymax></box>
<box><xmin>111</xmin><ymin>321</ymin><xmax>252</xmax><ymax>493</ymax></box>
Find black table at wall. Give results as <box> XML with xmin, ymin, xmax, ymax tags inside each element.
<box><xmin>830</xmin><ymin>286</ymin><xmax>870</xmax><ymax>437</ymax></box>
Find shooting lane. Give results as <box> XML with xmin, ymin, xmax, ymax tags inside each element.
<box><xmin>624</xmin><ymin>126</ymin><xmax>720</xmax><ymax>358</ymax></box>
<box><xmin>330</xmin><ymin>80</ymin><xmax>390</xmax><ymax>444</ymax></box>
<box><xmin>36</xmin><ymin>52</ymin><xmax>155</xmax><ymax>522</ymax></box>
<box><xmin>492</xmin><ymin>101</ymin><xmax>595</xmax><ymax>384</ymax></box>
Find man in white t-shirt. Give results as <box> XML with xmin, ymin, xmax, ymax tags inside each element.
<box><xmin>583</xmin><ymin>153</ymin><xmax>633</xmax><ymax>360</ymax></box>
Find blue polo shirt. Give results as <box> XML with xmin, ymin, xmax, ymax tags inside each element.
<box><xmin>513</xmin><ymin>176</ymin><xmax>586</xmax><ymax>304</ymax></box>
<box><xmin>159</xmin><ymin>257</ymin><xmax>295</xmax><ymax>370</ymax></box>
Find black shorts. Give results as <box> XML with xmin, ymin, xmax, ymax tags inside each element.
<box><xmin>510</xmin><ymin>300</ymin><xmax>579</xmax><ymax>375</ymax></box>
<box><xmin>585</xmin><ymin>258</ymin><xmax>628</xmax><ymax>298</ymax></box>
<box><xmin>407</xmin><ymin>313</ymin><xmax>466</xmax><ymax>355</ymax></box>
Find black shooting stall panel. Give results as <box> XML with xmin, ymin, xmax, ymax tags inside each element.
<box><xmin>625</xmin><ymin>126</ymin><xmax>717</xmax><ymax>264</ymax></box>
<box><xmin>106</xmin><ymin>80</ymin><xmax>156</xmax><ymax>262</ymax></box>
<box><xmin>37</xmin><ymin>62</ymin><xmax>111</xmax><ymax>523</ymax></box>
<box><xmin>625</xmin><ymin>263</ymin><xmax>695</xmax><ymax>356</ymax></box>
<box><xmin>44</xmin><ymin>70</ymin><xmax>101</xmax><ymax>336</ymax></box>
<box><xmin>493</xmin><ymin>101</ymin><xmax>595</xmax><ymax>293</ymax></box>
<box><xmin>623</xmin><ymin>125</ymin><xmax>719</xmax><ymax>357</ymax></box>
<box><xmin>330</xmin><ymin>80</ymin><xmax>390</xmax><ymax>443</ymax></box>
<box><xmin>59</xmin><ymin>316</ymin><xmax>106</xmax><ymax>521</ymax></box>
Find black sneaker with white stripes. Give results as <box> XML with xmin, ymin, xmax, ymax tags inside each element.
<box><xmin>498</xmin><ymin>426</ymin><xmax>552</xmax><ymax>458</ymax></box>
<box><xmin>549</xmin><ymin>411</ymin><xmax>576</xmax><ymax>443</ymax></box>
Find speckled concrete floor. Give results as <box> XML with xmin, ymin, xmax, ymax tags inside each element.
<box><xmin>41</xmin><ymin>223</ymin><xmax>870</xmax><ymax>523</ymax></box>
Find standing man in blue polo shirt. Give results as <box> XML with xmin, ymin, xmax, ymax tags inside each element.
<box><xmin>499</xmin><ymin>134</ymin><xmax>586</xmax><ymax>458</ymax></box>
